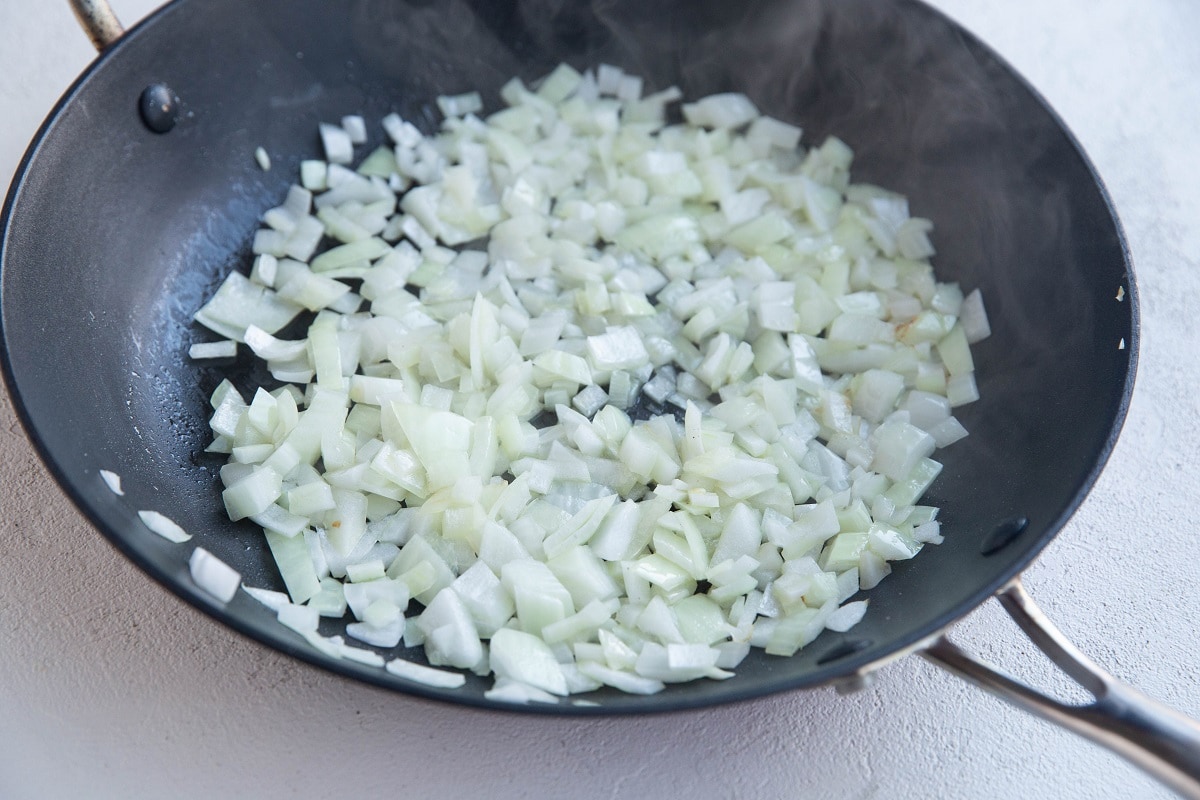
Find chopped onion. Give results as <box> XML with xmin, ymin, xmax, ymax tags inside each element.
<box><xmin>189</xmin><ymin>547</ymin><xmax>241</xmax><ymax>603</ymax></box>
<box><xmin>189</xmin><ymin>340</ymin><xmax>237</xmax><ymax>360</ymax></box>
<box><xmin>960</xmin><ymin>289</ymin><xmax>991</xmax><ymax>344</ymax></box>
<box><xmin>436</xmin><ymin>92</ymin><xmax>483</xmax><ymax>118</ymax></box>
<box><xmin>385</xmin><ymin>657</ymin><xmax>467</xmax><ymax>688</ymax></box>
<box><xmin>278</xmin><ymin>602</ymin><xmax>320</xmax><ymax>634</ymax></box>
<box><xmin>100</xmin><ymin>469</ymin><xmax>124</xmax><ymax>496</ymax></box>
<box><xmin>319</xmin><ymin>123</ymin><xmax>354</xmax><ymax>165</ymax></box>
<box><xmin>197</xmin><ymin>64</ymin><xmax>988</xmax><ymax>699</ymax></box>
<box><xmin>682</xmin><ymin>93</ymin><xmax>760</xmax><ymax>129</ymax></box>
<box><xmin>825</xmin><ymin>604</ymin><xmax>873</xmax><ymax>633</ymax></box>
<box><xmin>341</xmin><ymin>115</ymin><xmax>368</xmax><ymax>145</ymax></box>
<box><xmin>244</xmin><ymin>585</ymin><xmax>291</xmax><ymax>612</ymax></box>
<box><xmin>138</xmin><ymin>509</ymin><xmax>191</xmax><ymax>543</ymax></box>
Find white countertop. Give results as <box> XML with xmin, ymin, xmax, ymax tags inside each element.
<box><xmin>2</xmin><ymin>1</ymin><xmax>1197</xmax><ymax>798</ymax></box>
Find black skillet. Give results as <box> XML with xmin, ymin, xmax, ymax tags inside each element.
<box><xmin>3</xmin><ymin>0</ymin><xmax>1199</xmax><ymax>795</ymax></box>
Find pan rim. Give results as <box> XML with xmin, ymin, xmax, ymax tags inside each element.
<box><xmin>0</xmin><ymin>0</ymin><xmax>1140</xmax><ymax>715</ymax></box>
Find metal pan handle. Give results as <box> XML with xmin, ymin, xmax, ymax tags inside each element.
<box><xmin>922</xmin><ymin>579</ymin><xmax>1200</xmax><ymax>799</ymax></box>
<box><xmin>69</xmin><ymin>0</ymin><xmax>125</xmax><ymax>51</ymax></box>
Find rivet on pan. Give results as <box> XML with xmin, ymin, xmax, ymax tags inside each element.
<box><xmin>816</xmin><ymin>637</ymin><xmax>873</xmax><ymax>666</ymax></box>
<box><xmin>139</xmin><ymin>83</ymin><xmax>179</xmax><ymax>134</ymax></box>
<box><xmin>980</xmin><ymin>516</ymin><xmax>1030</xmax><ymax>556</ymax></box>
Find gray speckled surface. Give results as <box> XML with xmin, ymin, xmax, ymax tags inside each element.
<box><xmin>2</xmin><ymin>2</ymin><xmax>1197</xmax><ymax>798</ymax></box>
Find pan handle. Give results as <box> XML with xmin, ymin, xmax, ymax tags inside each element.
<box><xmin>921</xmin><ymin>579</ymin><xmax>1200</xmax><ymax>799</ymax></box>
<box><xmin>69</xmin><ymin>0</ymin><xmax>125</xmax><ymax>51</ymax></box>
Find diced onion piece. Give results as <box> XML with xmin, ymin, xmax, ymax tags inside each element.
<box><xmin>489</xmin><ymin>628</ymin><xmax>569</xmax><ymax>695</ymax></box>
<box><xmin>300</xmin><ymin>161</ymin><xmax>328</xmax><ymax>192</ymax></box>
<box><xmin>536</xmin><ymin>63</ymin><xmax>583</xmax><ymax>103</ymax></box>
<box><xmin>576</xmin><ymin>661</ymin><xmax>665</xmax><ymax>695</ymax></box>
<box><xmin>682</xmin><ymin>93</ymin><xmax>759</xmax><ymax>129</ymax></box>
<box><xmin>189</xmin><ymin>547</ymin><xmax>242</xmax><ymax>603</ymax></box>
<box><xmin>222</xmin><ymin>467</ymin><xmax>283</xmax><ymax>521</ymax></box>
<box><xmin>100</xmin><ymin>469</ymin><xmax>124</xmax><ymax>496</ymax></box>
<box><xmin>747</xmin><ymin>116</ymin><xmax>802</xmax><ymax>152</ymax></box>
<box><xmin>946</xmin><ymin>372</ymin><xmax>980</xmax><ymax>407</ymax></box>
<box><xmin>341</xmin><ymin>115</ymin><xmax>368</xmax><ymax>144</ymax></box>
<box><xmin>960</xmin><ymin>289</ymin><xmax>991</xmax><ymax>343</ymax></box>
<box><xmin>320</xmin><ymin>123</ymin><xmax>354</xmax><ymax>164</ymax></box>
<box><xmin>244</xmin><ymin>586</ymin><xmax>291</xmax><ymax>612</ymax></box>
<box><xmin>385</xmin><ymin>658</ymin><xmax>467</xmax><ymax>688</ymax></box>
<box><xmin>871</xmin><ymin>421</ymin><xmax>936</xmax><ymax>482</ymax></box>
<box><xmin>347</xmin><ymin>615</ymin><xmax>404</xmax><ymax>648</ymax></box>
<box><xmin>138</xmin><ymin>510</ymin><xmax>191</xmax><ymax>543</ymax></box>
<box><xmin>189</xmin><ymin>340</ymin><xmax>237</xmax><ymax>360</ymax></box>
<box><xmin>337</xmin><ymin>642</ymin><xmax>386</xmax><ymax>666</ymax></box>
<box><xmin>825</xmin><ymin>600</ymin><xmax>868</xmax><ymax>632</ymax></box>
<box><xmin>278</xmin><ymin>603</ymin><xmax>320</xmax><ymax>634</ymax></box>
<box><xmin>587</xmin><ymin>326</ymin><xmax>649</xmax><ymax>372</ymax></box>
<box><xmin>266</xmin><ymin>529</ymin><xmax>322</xmax><ymax>604</ymax></box>
<box><xmin>437</xmin><ymin>92</ymin><xmax>484</xmax><ymax>118</ymax></box>
<box><xmin>194</xmin><ymin>272</ymin><xmax>302</xmax><ymax>342</ymax></box>
<box><xmin>251</xmin><ymin>504</ymin><xmax>308</xmax><ymax>538</ymax></box>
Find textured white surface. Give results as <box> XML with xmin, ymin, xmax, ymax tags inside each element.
<box><xmin>2</xmin><ymin>2</ymin><xmax>1198</xmax><ymax>798</ymax></box>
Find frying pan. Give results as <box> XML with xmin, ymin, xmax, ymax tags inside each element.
<box><xmin>3</xmin><ymin>0</ymin><xmax>1198</xmax><ymax>794</ymax></box>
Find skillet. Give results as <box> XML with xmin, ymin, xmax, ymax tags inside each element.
<box><xmin>3</xmin><ymin>0</ymin><xmax>1199</xmax><ymax>794</ymax></box>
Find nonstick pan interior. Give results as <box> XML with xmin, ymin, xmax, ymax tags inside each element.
<box><xmin>0</xmin><ymin>0</ymin><xmax>1135</xmax><ymax>712</ymax></box>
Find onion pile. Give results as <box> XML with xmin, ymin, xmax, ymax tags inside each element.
<box><xmin>192</xmin><ymin>63</ymin><xmax>988</xmax><ymax>700</ymax></box>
